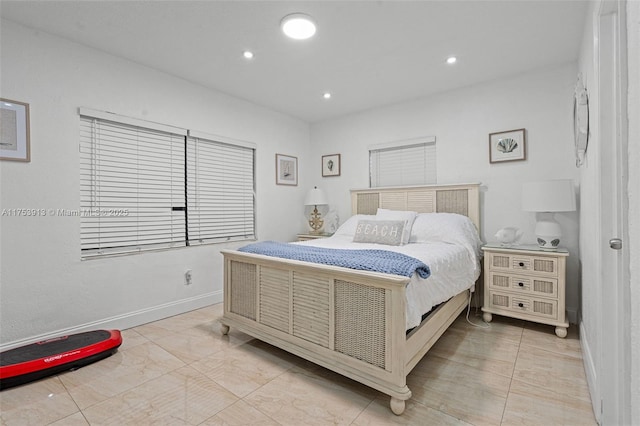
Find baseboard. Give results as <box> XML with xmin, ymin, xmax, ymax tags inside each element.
<box><xmin>580</xmin><ymin>320</ymin><xmax>601</xmax><ymax>424</ymax></box>
<box><xmin>0</xmin><ymin>291</ymin><xmax>222</xmax><ymax>352</ymax></box>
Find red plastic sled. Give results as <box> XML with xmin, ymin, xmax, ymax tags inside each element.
<box><xmin>0</xmin><ymin>330</ymin><xmax>122</xmax><ymax>390</ymax></box>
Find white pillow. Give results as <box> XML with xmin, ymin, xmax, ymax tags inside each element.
<box><xmin>410</xmin><ymin>212</ymin><xmax>481</xmax><ymax>246</ymax></box>
<box><xmin>333</xmin><ymin>214</ymin><xmax>376</xmax><ymax>237</ymax></box>
<box><xmin>409</xmin><ymin>212</ymin><xmax>475</xmax><ymax>242</ymax></box>
<box><xmin>375</xmin><ymin>208</ymin><xmax>417</xmax><ymax>245</ymax></box>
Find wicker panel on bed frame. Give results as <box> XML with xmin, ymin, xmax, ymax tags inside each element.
<box><xmin>351</xmin><ymin>183</ymin><xmax>479</xmax><ymax>228</ymax></box>
<box><xmin>221</xmin><ymin>183</ymin><xmax>481</xmax><ymax>415</ymax></box>
<box><xmin>335</xmin><ymin>280</ymin><xmax>387</xmax><ymax>369</ymax></box>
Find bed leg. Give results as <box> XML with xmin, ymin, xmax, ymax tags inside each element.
<box><xmin>390</xmin><ymin>397</ymin><xmax>406</xmax><ymax>415</ymax></box>
<box><xmin>220</xmin><ymin>323</ymin><xmax>230</xmax><ymax>336</ymax></box>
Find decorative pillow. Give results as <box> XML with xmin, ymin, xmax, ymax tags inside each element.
<box><xmin>333</xmin><ymin>214</ymin><xmax>377</xmax><ymax>237</ymax></box>
<box><xmin>352</xmin><ymin>220</ymin><xmax>405</xmax><ymax>246</ymax></box>
<box><xmin>375</xmin><ymin>208</ymin><xmax>418</xmax><ymax>245</ymax></box>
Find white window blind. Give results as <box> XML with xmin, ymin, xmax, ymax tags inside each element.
<box><xmin>79</xmin><ymin>110</ymin><xmax>257</xmax><ymax>257</ymax></box>
<box><xmin>80</xmin><ymin>115</ymin><xmax>187</xmax><ymax>256</ymax></box>
<box><xmin>187</xmin><ymin>136</ymin><xmax>255</xmax><ymax>244</ymax></box>
<box><xmin>369</xmin><ymin>138</ymin><xmax>436</xmax><ymax>187</ymax></box>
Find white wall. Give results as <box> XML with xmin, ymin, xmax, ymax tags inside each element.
<box><xmin>310</xmin><ymin>64</ymin><xmax>581</xmax><ymax>321</ymax></box>
<box><xmin>0</xmin><ymin>20</ymin><xmax>311</xmax><ymax>347</ymax></box>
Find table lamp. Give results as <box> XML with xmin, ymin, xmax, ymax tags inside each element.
<box><xmin>304</xmin><ymin>186</ymin><xmax>328</xmax><ymax>234</ymax></box>
<box><xmin>522</xmin><ymin>179</ymin><xmax>576</xmax><ymax>250</ymax></box>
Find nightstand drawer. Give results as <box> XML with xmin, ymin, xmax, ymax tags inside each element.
<box><xmin>488</xmin><ymin>252</ymin><xmax>559</xmax><ymax>277</ymax></box>
<box><xmin>488</xmin><ymin>272</ymin><xmax>558</xmax><ymax>298</ymax></box>
<box><xmin>489</xmin><ymin>291</ymin><xmax>558</xmax><ymax>320</ymax></box>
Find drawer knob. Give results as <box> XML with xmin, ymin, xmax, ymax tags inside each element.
<box><xmin>518</xmin><ymin>302</ymin><xmax>524</xmax><ymax>308</ymax></box>
<box><xmin>518</xmin><ymin>262</ymin><xmax>525</xmax><ymax>267</ymax></box>
<box><xmin>518</xmin><ymin>282</ymin><xmax>524</xmax><ymax>287</ymax></box>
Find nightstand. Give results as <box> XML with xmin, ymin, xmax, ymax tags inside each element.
<box><xmin>481</xmin><ymin>244</ymin><xmax>569</xmax><ymax>338</ymax></box>
<box><xmin>296</xmin><ymin>232</ymin><xmax>333</xmax><ymax>241</ymax></box>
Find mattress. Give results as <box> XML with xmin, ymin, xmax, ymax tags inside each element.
<box><xmin>296</xmin><ymin>234</ymin><xmax>480</xmax><ymax>330</ymax></box>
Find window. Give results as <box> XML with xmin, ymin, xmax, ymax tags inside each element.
<box><xmin>369</xmin><ymin>136</ymin><xmax>436</xmax><ymax>187</ymax></box>
<box><xmin>187</xmin><ymin>132</ymin><xmax>255</xmax><ymax>244</ymax></box>
<box><xmin>79</xmin><ymin>109</ymin><xmax>255</xmax><ymax>257</ymax></box>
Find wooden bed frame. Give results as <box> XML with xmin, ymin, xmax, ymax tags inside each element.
<box><xmin>220</xmin><ymin>183</ymin><xmax>480</xmax><ymax>415</ymax></box>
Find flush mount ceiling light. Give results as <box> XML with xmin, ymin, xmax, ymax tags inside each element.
<box><xmin>323</xmin><ymin>92</ymin><xmax>331</xmax><ymax>99</ymax></box>
<box><xmin>281</xmin><ymin>13</ymin><xmax>317</xmax><ymax>40</ymax></box>
<box><xmin>243</xmin><ymin>50</ymin><xmax>254</xmax><ymax>59</ymax></box>
<box><xmin>446</xmin><ymin>56</ymin><xmax>457</xmax><ymax>64</ymax></box>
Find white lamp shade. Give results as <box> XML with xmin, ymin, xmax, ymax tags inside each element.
<box><xmin>304</xmin><ymin>186</ymin><xmax>328</xmax><ymax>206</ymax></box>
<box><xmin>522</xmin><ymin>180</ymin><xmax>576</xmax><ymax>212</ymax></box>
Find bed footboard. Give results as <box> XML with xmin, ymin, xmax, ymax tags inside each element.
<box><xmin>220</xmin><ymin>249</ymin><xmax>414</xmax><ymax>412</ymax></box>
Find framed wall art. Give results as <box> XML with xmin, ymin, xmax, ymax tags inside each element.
<box><xmin>0</xmin><ymin>98</ymin><xmax>30</xmax><ymax>162</ymax></box>
<box><xmin>276</xmin><ymin>153</ymin><xmax>298</xmax><ymax>186</ymax></box>
<box><xmin>489</xmin><ymin>128</ymin><xmax>526</xmax><ymax>164</ymax></box>
<box><xmin>322</xmin><ymin>153</ymin><xmax>341</xmax><ymax>177</ymax></box>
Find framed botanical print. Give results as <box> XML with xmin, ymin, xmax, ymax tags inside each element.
<box><xmin>322</xmin><ymin>154</ymin><xmax>341</xmax><ymax>177</ymax></box>
<box><xmin>276</xmin><ymin>153</ymin><xmax>297</xmax><ymax>186</ymax></box>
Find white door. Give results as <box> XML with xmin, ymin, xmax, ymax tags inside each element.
<box><xmin>597</xmin><ymin>1</ymin><xmax>630</xmax><ymax>424</ymax></box>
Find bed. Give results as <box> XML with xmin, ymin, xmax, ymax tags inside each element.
<box><xmin>219</xmin><ymin>183</ymin><xmax>481</xmax><ymax>415</ymax></box>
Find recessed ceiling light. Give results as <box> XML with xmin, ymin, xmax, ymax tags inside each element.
<box><xmin>281</xmin><ymin>13</ymin><xmax>316</xmax><ymax>40</ymax></box>
<box><xmin>323</xmin><ymin>92</ymin><xmax>331</xmax><ymax>99</ymax></box>
<box><xmin>446</xmin><ymin>56</ymin><xmax>457</xmax><ymax>64</ymax></box>
<box><xmin>243</xmin><ymin>50</ymin><xmax>254</xmax><ymax>59</ymax></box>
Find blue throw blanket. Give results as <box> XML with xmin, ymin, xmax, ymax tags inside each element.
<box><xmin>238</xmin><ymin>241</ymin><xmax>430</xmax><ymax>279</ymax></box>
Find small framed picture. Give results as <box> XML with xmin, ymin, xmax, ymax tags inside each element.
<box><xmin>489</xmin><ymin>128</ymin><xmax>526</xmax><ymax>163</ymax></box>
<box><xmin>322</xmin><ymin>153</ymin><xmax>341</xmax><ymax>177</ymax></box>
<box><xmin>0</xmin><ymin>98</ymin><xmax>30</xmax><ymax>162</ymax></box>
<box><xmin>276</xmin><ymin>153</ymin><xmax>298</xmax><ymax>186</ymax></box>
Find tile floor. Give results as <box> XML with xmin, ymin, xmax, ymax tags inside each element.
<box><xmin>0</xmin><ymin>304</ymin><xmax>597</xmax><ymax>425</ymax></box>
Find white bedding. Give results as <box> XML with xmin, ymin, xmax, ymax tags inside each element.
<box><xmin>295</xmin><ymin>212</ymin><xmax>482</xmax><ymax>330</ymax></box>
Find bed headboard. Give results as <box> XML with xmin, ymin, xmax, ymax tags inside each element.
<box><xmin>351</xmin><ymin>183</ymin><xmax>481</xmax><ymax>231</ymax></box>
